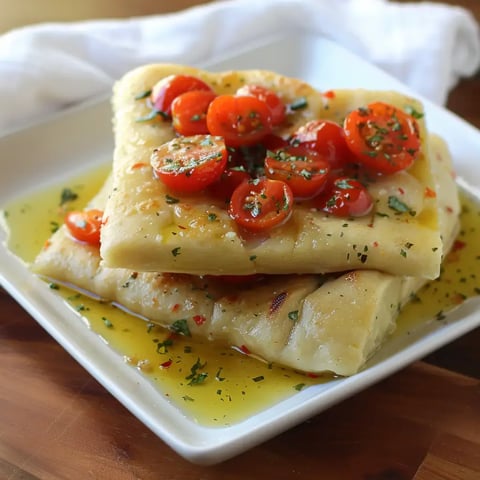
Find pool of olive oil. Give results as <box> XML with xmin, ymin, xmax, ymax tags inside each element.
<box><xmin>1</xmin><ymin>165</ymin><xmax>322</xmax><ymax>426</ymax></box>
<box><xmin>2</xmin><ymin>166</ymin><xmax>480</xmax><ymax>426</ymax></box>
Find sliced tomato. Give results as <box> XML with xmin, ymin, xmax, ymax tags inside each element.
<box><xmin>151</xmin><ymin>135</ymin><xmax>227</xmax><ymax>193</ymax></box>
<box><xmin>264</xmin><ymin>145</ymin><xmax>330</xmax><ymax>200</ymax></box>
<box><xmin>236</xmin><ymin>84</ymin><xmax>286</xmax><ymax>126</ymax></box>
<box><xmin>261</xmin><ymin>133</ymin><xmax>289</xmax><ymax>151</ymax></box>
<box><xmin>206</xmin><ymin>94</ymin><xmax>272</xmax><ymax>148</ymax></box>
<box><xmin>343</xmin><ymin>102</ymin><xmax>421</xmax><ymax>174</ymax></box>
<box><xmin>150</xmin><ymin>74</ymin><xmax>213</xmax><ymax>117</ymax></box>
<box><xmin>292</xmin><ymin>120</ymin><xmax>353</xmax><ymax>169</ymax></box>
<box><xmin>316</xmin><ymin>177</ymin><xmax>373</xmax><ymax>217</ymax></box>
<box><xmin>229</xmin><ymin>178</ymin><xmax>293</xmax><ymax>232</ymax></box>
<box><xmin>171</xmin><ymin>90</ymin><xmax>217</xmax><ymax>136</ymax></box>
<box><xmin>209</xmin><ymin>168</ymin><xmax>251</xmax><ymax>203</ymax></box>
<box><xmin>65</xmin><ymin>209</ymin><xmax>103</xmax><ymax>246</ymax></box>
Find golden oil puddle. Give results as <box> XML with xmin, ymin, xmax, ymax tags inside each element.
<box><xmin>2</xmin><ymin>166</ymin><xmax>479</xmax><ymax>426</ymax></box>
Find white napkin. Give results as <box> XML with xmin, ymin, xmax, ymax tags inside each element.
<box><xmin>0</xmin><ymin>0</ymin><xmax>479</xmax><ymax>135</ymax></box>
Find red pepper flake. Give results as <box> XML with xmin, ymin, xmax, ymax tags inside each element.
<box><xmin>307</xmin><ymin>372</ymin><xmax>319</xmax><ymax>378</ymax></box>
<box><xmin>171</xmin><ymin>303</ymin><xmax>180</xmax><ymax>312</ymax></box>
<box><xmin>445</xmin><ymin>206</ymin><xmax>454</xmax><ymax>213</ymax></box>
<box><xmin>373</xmin><ymin>241</ymin><xmax>379</xmax><ymax>247</ymax></box>
<box><xmin>398</xmin><ymin>187</ymin><xmax>405</xmax><ymax>195</ymax></box>
<box><xmin>424</xmin><ymin>186</ymin><xmax>436</xmax><ymax>198</ymax></box>
<box><xmin>178</xmin><ymin>225</ymin><xmax>187</xmax><ymax>230</ymax></box>
<box><xmin>193</xmin><ymin>314</ymin><xmax>206</xmax><ymax>326</ymax></box>
<box><xmin>323</xmin><ymin>90</ymin><xmax>335</xmax><ymax>99</ymax></box>
<box><xmin>270</xmin><ymin>291</ymin><xmax>287</xmax><ymax>314</ymax></box>
<box><xmin>43</xmin><ymin>239</ymin><xmax>52</xmax><ymax>249</ymax></box>
<box><xmin>160</xmin><ymin>359</ymin><xmax>173</xmax><ymax>369</ymax></box>
<box><xmin>239</xmin><ymin>344</ymin><xmax>251</xmax><ymax>355</ymax></box>
<box><xmin>129</xmin><ymin>162</ymin><xmax>148</xmax><ymax>171</ymax></box>
<box><xmin>451</xmin><ymin>293</ymin><xmax>466</xmax><ymax>305</ymax></box>
<box><xmin>452</xmin><ymin>240</ymin><xmax>466</xmax><ymax>252</ymax></box>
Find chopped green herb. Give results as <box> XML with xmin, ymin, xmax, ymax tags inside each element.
<box><xmin>294</xmin><ymin>383</ymin><xmax>306</xmax><ymax>391</ymax></box>
<box><xmin>186</xmin><ymin>358</ymin><xmax>208</xmax><ymax>385</ymax></box>
<box><xmin>60</xmin><ymin>188</ymin><xmax>78</xmax><ymax>206</ymax></box>
<box><xmin>215</xmin><ymin>367</ymin><xmax>226</xmax><ymax>382</ymax></box>
<box><xmin>207</xmin><ymin>213</ymin><xmax>217</xmax><ymax>221</ymax></box>
<box><xmin>135</xmin><ymin>109</ymin><xmax>168</xmax><ymax>122</ymax></box>
<box><xmin>290</xmin><ymin>97</ymin><xmax>308</xmax><ymax>111</ymax></box>
<box><xmin>252</xmin><ymin>375</ymin><xmax>265</xmax><ymax>382</ymax></box>
<box><xmin>48</xmin><ymin>283</ymin><xmax>59</xmax><ymax>290</ymax></box>
<box><xmin>288</xmin><ymin>310</ymin><xmax>299</xmax><ymax>322</ymax></box>
<box><xmin>404</xmin><ymin>105</ymin><xmax>424</xmax><ymax>119</ymax></box>
<box><xmin>156</xmin><ymin>338</ymin><xmax>173</xmax><ymax>353</ymax></box>
<box><xmin>170</xmin><ymin>318</ymin><xmax>191</xmax><ymax>336</ymax></box>
<box><xmin>165</xmin><ymin>194</ymin><xmax>180</xmax><ymax>204</ymax></box>
<box><xmin>50</xmin><ymin>221</ymin><xmax>60</xmax><ymax>233</ymax></box>
<box><xmin>146</xmin><ymin>322</ymin><xmax>155</xmax><ymax>333</ymax></box>
<box><xmin>134</xmin><ymin>89</ymin><xmax>152</xmax><ymax>100</ymax></box>
<box><xmin>171</xmin><ymin>247</ymin><xmax>181</xmax><ymax>257</ymax></box>
<box><xmin>388</xmin><ymin>195</ymin><xmax>415</xmax><ymax>215</ymax></box>
<box><xmin>102</xmin><ymin>317</ymin><xmax>113</xmax><ymax>328</ymax></box>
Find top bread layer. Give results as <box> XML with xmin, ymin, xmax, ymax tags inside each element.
<box><xmin>100</xmin><ymin>64</ymin><xmax>442</xmax><ymax>278</ymax></box>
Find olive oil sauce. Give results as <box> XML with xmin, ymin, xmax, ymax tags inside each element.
<box><xmin>2</xmin><ymin>166</ymin><xmax>479</xmax><ymax>426</ymax></box>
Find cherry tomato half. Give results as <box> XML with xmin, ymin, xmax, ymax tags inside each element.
<box><xmin>209</xmin><ymin>168</ymin><xmax>251</xmax><ymax>203</ymax></box>
<box><xmin>292</xmin><ymin>120</ymin><xmax>353</xmax><ymax>169</ymax></box>
<box><xmin>171</xmin><ymin>90</ymin><xmax>217</xmax><ymax>136</ymax></box>
<box><xmin>264</xmin><ymin>145</ymin><xmax>330</xmax><ymax>200</ymax></box>
<box><xmin>151</xmin><ymin>135</ymin><xmax>227</xmax><ymax>193</ymax></box>
<box><xmin>228</xmin><ymin>178</ymin><xmax>293</xmax><ymax>232</ymax></box>
<box><xmin>65</xmin><ymin>209</ymin><xmax>103</xmax><ymax>246</ymax></box>
<box><xmin>343</xmin><ymin>102</ymin><xmax>421</xmax><ymax>174</ymax></box>
<box><xmin>206</xmin><ymin>94</ymin><xmax>273</xmax><ymax>148</ymax></box>
<box><xmin>315</xmin><ymin>177</ymin><xmax>373</xmax><ymax>217</ymax></box>
<box><xmin>151</xmin><ymin>74</ymin><xmax>213</xmax><ymax>116</ymax></box>
<box><xmin>236</xmin><ymin>84</ymin><xmax>286</xmax><ymax>126</ymax></box>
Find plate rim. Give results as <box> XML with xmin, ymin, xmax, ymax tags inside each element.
<box><xmin>1</xmin><ymin>30</ymin><xmax>480</xmax><ymax>465</ymax></box>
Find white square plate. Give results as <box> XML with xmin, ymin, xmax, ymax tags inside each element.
<box><xmin>1</xmin><ymin>32</ymin><xmax>480</xmax><ymax>465</ymax></box>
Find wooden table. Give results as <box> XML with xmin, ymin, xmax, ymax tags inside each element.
<box><xmin>1</xmin><ymin>1</ymin><xmax>480</xmax><ymax>479</ymax></box>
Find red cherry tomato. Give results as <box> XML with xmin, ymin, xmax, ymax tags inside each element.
<box><xmin>228</xmin><ymin>178</ymin><xmax>293</xmax><ymax>232</ymax></box>
<box><xmin>236</xmin><ymin>84</ymin><xmax>286</xmax><ymax>126</ymax></box>
<box><xmin>209</xmin><ymin>168</ymin><xmax>251</xmax><ymax>203</ymax></box>
<box><xmin>206</xmin><ymin>94</ymin><xmax>273</xmax><ymax>148</ymax></box>
<box><xmin>151</xmin><ymin>74</ymin><xmax>213</xmax><ymax>116</ymax></box>
<box><xmin>65</xmin><ymin>209</ymin><xmax>103</xmax><ymax>246</ymax></box>
<box><xmin>171</xmin><ymin>90</ymin><xmax>217</xmax><ymax>136</ymax></box>
<box><xmin>316</xmin><ymin>177</ymin><xmax>373</xmax><ymax>217</ymax></box>
<box><xmin>292</xmin><ymin>120</ymin><xmax>353</xmax><ymax>169</ymax></box>
<box><xmin>151</xmin><ymin>135</ymin><xmax>227</xmax><ymax>193</ymax></box>
<box><xmin>261</xmin><ymin>133</ymin><xmax>289</xmax><ymax>151</ymax></box>
<box><xmin>264</xmin><ymin>145</ymin><xmax>330</xmax><ymax>200</ymax></box>
<box><xmin>343</xmin><ymin>102</ymin><xmax>421</xmax><ymax>174</ymax></box>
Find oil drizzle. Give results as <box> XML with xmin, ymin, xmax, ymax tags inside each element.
<box><xmin>2</xmin><ymin>168</ymin><xmax>480</xmax><ymax>426</ymax></box>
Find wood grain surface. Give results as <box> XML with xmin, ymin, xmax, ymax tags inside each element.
<box><xmin>1</xmin><ymin>1</ymin><xmax>480</xmax><ymax>479</ymax></box>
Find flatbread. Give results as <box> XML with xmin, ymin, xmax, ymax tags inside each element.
<box><xmin>100</xmin><ymin>65</ymin><xmax>442</xmax><ymax>279</ymax></box>
<box><xmin>33</xmin><ymin>135</ymin><xmax>459</xmax><ymax>376</ymax></box>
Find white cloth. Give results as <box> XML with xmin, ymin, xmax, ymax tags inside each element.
<box><xmin>0</xmin><ymin>0</ymin><xmax>479</xmax><ymax>135</ymax></box>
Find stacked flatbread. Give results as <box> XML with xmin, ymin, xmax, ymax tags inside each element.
<box><xmin>33</xmin><ymin>66</ymin><xmax>460</xmax><ymax>376</ymax></box>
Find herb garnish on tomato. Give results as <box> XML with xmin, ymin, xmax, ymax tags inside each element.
<box><xmin>343</xmin><ymin>102</ymin><xmax>420</xmax><ymax>174</ymax></box>
<box><xmin>151</xmin><ymin>135</ymin><xmax>227</xmax><ymax>193</ymax></box>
